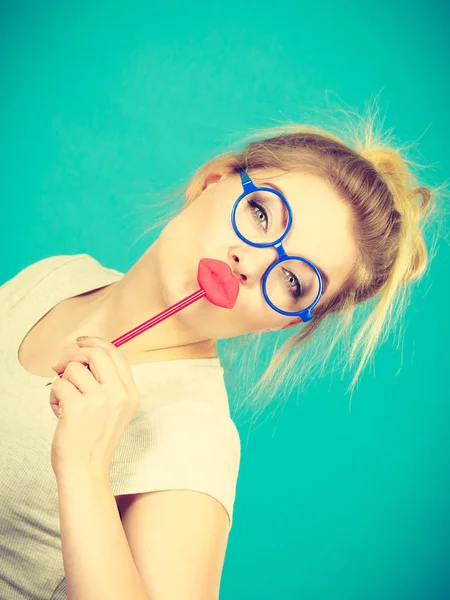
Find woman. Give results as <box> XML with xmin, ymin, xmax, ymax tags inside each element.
<box><xmin>0</xmin><ymin>116</ymin><xmax>440</xmax><ymax>599</ymax></box>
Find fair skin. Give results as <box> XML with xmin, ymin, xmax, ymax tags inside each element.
<box><xmin>61</xmin><ymin>167</ymin><xmax>358</xmax><ymax>363</ymax></box>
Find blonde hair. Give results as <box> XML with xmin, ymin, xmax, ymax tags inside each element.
<box><xmin>128</xmin><ymin>100</ymin><xmax>448</xmax><ymax>418</ymax></box>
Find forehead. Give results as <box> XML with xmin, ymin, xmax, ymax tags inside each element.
<box><xmin>251</xmin><ymin>169</ymin><xmax>358</xmax><ymax>295</ymax></box>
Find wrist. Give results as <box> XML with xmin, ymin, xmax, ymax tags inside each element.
<box><xmin>55</xmin><ymin>464</ymin><xmax>111</xmax><ymax>490</ymax></box>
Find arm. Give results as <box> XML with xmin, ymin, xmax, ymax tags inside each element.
<box><xmin>117</xmin><ymin>489</ymin><xmax>231</xmax><ymax>600</ymax></box>
<box><xmin>56</xmin><ymin>469</ymin><xmax>150</xmax><ymax>600</ymax></box>
<box><xmin>56</xmin><ymin>469</ymin><xmax>231</xmax><ymax>600</ymax></box>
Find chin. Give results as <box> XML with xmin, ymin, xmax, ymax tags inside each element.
<box><xmin>159</xmin><ymin>271</ymin><xmax>199</xmax><ymax>325</ymax></box>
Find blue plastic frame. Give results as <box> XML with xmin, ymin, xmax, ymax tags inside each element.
<box><xmin>231</xmin><ymin>167</ymin><xmax>324</xmax><ymax>323</ymax></box>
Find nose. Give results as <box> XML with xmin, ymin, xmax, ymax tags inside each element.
<box><xmin>229</xmin><ymin>247</ymin><xmax>277</xmax><ymax>285</ymax></box>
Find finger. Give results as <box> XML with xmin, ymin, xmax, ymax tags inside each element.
<box><xmin>53</xmin><ymin>345</ymin><xmax>115</xmax><ymax>385</ymax></box>
<box><xmin>61</xmin><ymin>361</ymin><xmax>98</xmax><ymax>394</ymax></box>
<box><xmin>51</xmin><ymin>348</ymin><xmax>97</xmax><ymax>382</ymax></box>
<box><xmin>49</xmin><ymin>377</ymin><xmax>79</xmax><ymax>419</ymax></box>
<box><xmin>76</xmin><ymin>337</ymin><xmax>139</xmax><ymax>399</ymax></box>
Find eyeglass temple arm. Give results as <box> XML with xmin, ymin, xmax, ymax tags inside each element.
<box><xmin>238</xmin><ymin>167</ymin><xmax>256</xmax><ymax>191</ymax></box>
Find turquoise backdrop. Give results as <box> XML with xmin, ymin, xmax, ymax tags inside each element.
<box><xmin>1</xmin><ymin>2</ymin><xmax>449</xmax><ymax>599</ymax></box>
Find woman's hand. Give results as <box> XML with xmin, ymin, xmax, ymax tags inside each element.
<box><xmin>49</xmin><ymin>336</ymin><xmax>140</xmax><ymax>479</ymax></box>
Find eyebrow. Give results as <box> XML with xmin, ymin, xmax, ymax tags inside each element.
<box><xmin>262</xmin><ymin>180</ymin><xmax>330</xmax><ymax>296</ymax></box>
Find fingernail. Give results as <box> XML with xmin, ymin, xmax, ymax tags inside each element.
<box><xmin>76</xmin><ymin>336</ymin><xmax>90</xmax><ymax>342</ymax></box>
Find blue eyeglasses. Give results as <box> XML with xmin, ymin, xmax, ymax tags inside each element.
<box><xmin>230</xmin><ymin>167</ymin><xmax>324</xmax><ymax>323</ymax></box>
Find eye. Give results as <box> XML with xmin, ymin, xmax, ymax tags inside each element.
<box><xmin>283</xmin><ymin>268</ymin><xmax>304</xmax><ymax>300</ymax></box>
<box><xmin>248</xmin><ymin>199</ymin><xmax>268</xmax><ymax>230</ymax></box>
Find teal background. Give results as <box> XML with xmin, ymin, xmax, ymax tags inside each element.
<box><xmin>1</xmin><ymin>2</ymin><xmax>449</xmax><ymax>598</ymax></box>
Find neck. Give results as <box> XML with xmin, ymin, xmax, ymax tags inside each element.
<box><xmin>66</xmin><ymin>243</ymin><xmax>218</xmax><ymax>362</ymax></box>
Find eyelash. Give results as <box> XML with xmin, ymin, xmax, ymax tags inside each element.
<box><xmin>248</xmin><ymin>198</ymin><xmax>303</xmax><ymax>300</ymax></box>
